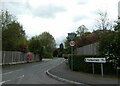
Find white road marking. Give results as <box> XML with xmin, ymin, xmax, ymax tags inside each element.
<box><xmin>17</xmin><ymin>75</ymin><xmax>24</xmax><ymax>79</ymax></box>
<box><xmin>0</xmin><ymin>75</ymin><xmax>24</xmax><ymax>84</ymax></box>
<box><xmin>2</xmin><ymin>71</ymin><xmax>13</xmax><ymax>75</ymax></box>
<box><xmin>17</xmin><ymin>75</ymin><xmax>24</xmax><ymax>84</ymax></box>
<box><xmin>0</xmin><ymin>81</ymin><xmax>5</xmax><ymax>85</ymax></box>
<box><xmin>1</xmin><ymin>68</ymin><xmax>24</xmax><ymax>76</ymax></box>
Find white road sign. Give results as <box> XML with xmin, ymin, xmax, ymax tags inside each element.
<box><xmin>69</xmin><ymin>41</ymin><xmax>75</xmax><ymax>47</ymax></box>
<box><xmin>84</xmin><ymin>58</ymin><xmax>106</xmax><ymax>63</ymax></box>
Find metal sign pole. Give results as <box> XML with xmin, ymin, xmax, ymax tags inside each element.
<box><xmin>68</xmin><ymin>33</ymin><xmax>76</xmax><ymax>71</ymax></box>
<box><xmin>101</xmin><ymin>63</ymin><xmax>104</xmax><ymax>77</ymax></box>
<box><xmin>92</xmin><ymin>63</ymin><xmax>95</xmax><ymax>75</ymax></box>
<box><xmin>71</xmin><ymin>46</ymin><xmax>74</xmax><ymax>70</ymax></box>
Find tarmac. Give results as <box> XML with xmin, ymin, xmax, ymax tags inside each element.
<box><xmin>46</xmin><ymin>59</ymin><xmax>120</xmax><ymax>86</ymax></box>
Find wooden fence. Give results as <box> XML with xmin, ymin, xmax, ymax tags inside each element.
<box><xmin>76</xmin><ymin>43</ymin><xmax>99</xmax><ymax>55</ymax></box>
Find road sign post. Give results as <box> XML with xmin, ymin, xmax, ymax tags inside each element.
<box><xmin>92</xmin><ymin>63</ymin><xmax>95</xmax><ymax>75</ymax></box>
<box><xmin>69</xmin><ymin>41</ymin><xmax>75</xmax><ymax>70</ymax></box>
<box><xmin>85</xmin><ymin>58</ymin><xmax>106</xmax><ymax>77</ymax></box>
<box><xmin>68</xmin><ymin>33</ymin><xmax>76</xmax><ymax>70</ymax></box>
<box><xmin>101</xmin><ymin>63</ymin><xmax>104</xmax><ymax>77</ymax></box>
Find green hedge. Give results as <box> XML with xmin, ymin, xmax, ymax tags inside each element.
<box><xmin>68</xmin><ymin>54</ymin><xmax>116</xmax><ymax>75</ymax></box>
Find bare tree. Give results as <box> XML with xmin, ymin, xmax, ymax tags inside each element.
<box><xmin>95</xmin><ymin>11</ymin><xmax>113</xmax><ymax>31</ymax></box>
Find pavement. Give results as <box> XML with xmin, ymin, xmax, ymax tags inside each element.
<box><xmin>46</xmin><ymin>59</ymin><xmax>120</xmax><ymax>86</ymax></box>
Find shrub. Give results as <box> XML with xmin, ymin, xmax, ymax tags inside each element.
<box><xmin>68</xmin><ymin>54</ymin><xmax>116</xmax><ymax>75</ymax></box>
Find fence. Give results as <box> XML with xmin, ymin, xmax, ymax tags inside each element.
<box><xmin>76</xmin><ymin>43</ymin><xmax>99</xmax><ymax>55</ymax></box>
<box><xmin>2</xmin><ymin>51</ymin><xmax>40</xmax><ymax>65</ymax></box>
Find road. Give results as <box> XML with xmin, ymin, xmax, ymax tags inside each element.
<box><xmin>1</xmin><ymin>58</ymin><xmax>67</xmax><ymax>84</ymax></box>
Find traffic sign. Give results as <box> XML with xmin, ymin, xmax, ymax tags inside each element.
<box><xmin>84</xmin><ymin>58</ymin><xmax>106</xmax><ymax>63</ymax></box>
<box><xmin>68</xmin><ymin>33</ymin><xmax>76</xmax><ymax>40</ymax></box>
<box><xmin>69</xmin><ymin>41</ymin><xmax>75</xmax><ymax>47</ymax></box>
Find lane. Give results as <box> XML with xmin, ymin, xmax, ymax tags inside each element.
<box><xmin>2</xmin><ymin>58</ymin><xmax>66</xmax><ymax>84</ymax></box>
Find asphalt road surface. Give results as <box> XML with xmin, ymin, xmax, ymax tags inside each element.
<box><xmin>1</xmin><ymin>58</ymin><xmax>67</xmax><ymax>84</ymax></box>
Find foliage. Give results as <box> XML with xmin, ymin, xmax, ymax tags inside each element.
<box><xmin>2</xmin><ymin>21</ymin><xmax>28</xmax><ymax>52</ymax></box>
<box><xmin>64</xmin><ymin>37</ymin><xmax>71</xmax><ymax>54</ymax></box>
<box><xmin>53</xmin><ymin>48</ymin><xmax>59</xmax><ymax>57</ymax></box>
<box><xmin>28</xmin><ymin>36</ymin><xmax>43</xmax><ymax>61</ymax></box>
<box><xmin>28</xmin><ymin>36</ymin><xmax>42</xmax><ymax>54</ymax></box>
<box><xmin>38</xmin><ymin>32</ymin><xmax>56</xmax><ymax>58</ymax></box>
<box><xmin>1</xmin><ymin>10</ymin><xmax>27</xmax><ymax>52</ymax></box>
<box><xmin>76</xmin><ymin>25</ymin><xmax>88</xmax><ymax>37</ymax></box>
<box><xmin>95</xmin><ymin>11</ymin><xmax>113</xmax><ymax>31</ymax></box>
<box><xmin>0</xmin><ymin>10</ymin><xmax>14</xmax><ymax>30</ymax></box>
<box><xmin>68</xmin><ymin>54</ymin><xmax>116</xmax><ymax>74</ymax></box>
<box><xmin>98</xmin><ymin>27</ymin><xmax>120</xmax><ymax>66</ymax></box>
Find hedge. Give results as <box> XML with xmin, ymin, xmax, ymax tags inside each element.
<box><xmin>68</xmin><ymin>54</ymin><xmax>116</xmax><ymax>75</ymax></box>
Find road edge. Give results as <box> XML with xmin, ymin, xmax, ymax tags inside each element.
<box><xmin>46</xmin><ymin>59</ymin><xmax>88</xmax><ymax>85</ymax></box>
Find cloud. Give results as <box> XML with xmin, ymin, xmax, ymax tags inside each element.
<box><xmin>0</xmin><ymin>0</ymin><xmax>119</xmax><ymax>45</ymax></box>
<box><xmin>76</xmin><ymin>0</ymin><xmax>90</xmax><ymax>5</ymax></box>
<box><xmin>0</xmin><ymin>0</ymin><xmax>66</xmax><ymax>19</ymax></box>
<box><xmin>73</xmin><ymin>15</ymin><xmax>89</xmax><ymax>22</ymax></box>
<box><xmin>32</xmin><ymin>4</ymin><xmax>66</xmax><ymax>18</ymax></box>
<box><xmin>0</xmin><ymin>0</ymin><xmax>31</xmax><ymax>16</ymax></box>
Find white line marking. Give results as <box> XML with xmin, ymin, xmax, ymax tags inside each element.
<box><xmin>1</xmin><ymin>68</ymin><xmax>24</xmax><ymax>76</ymax></box>
<box><xmin>17</xmin><ymin>75</ymin><xmax>24</xmax><ymax>79</ymax></box>
<box><xmin>17</xmin><ymin>75</ymin><xmax>24</xmax><ymax>84</ymax></box>
<box><xmin>2</xmin><ymin>71</ymin><xmax>13</xmax><ymax>75</ymax></box>
<box><xmin>0</xmin><ymin>79</ymin><xmax>12</xmax><ymax>85</ymax></box>
<box><xmin>0</xmin><ymin>81</ymin><xmax>6</xmax><ymax>85</ymax></box>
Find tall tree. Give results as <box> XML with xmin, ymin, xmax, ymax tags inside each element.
<box><xmin>1</xmin><ymin>10</ymin><xmax>27</xmax><ymax>52</ymax></box>
<box><xmin>39</xmin><ymin>32</ymin><xmax>56</xmax><ymax>58</ymax></box>
<box><xmin>76</xmin><ymin>25</ymin><xmax>88</xmax><ymax>37</ymax></box>
<box><xmin>95</xmin><ymin>11</ymin><xmax>113</xmax><ymax>31</ymax></box>
<box><xmin>0</xmin><ymin>10</ymin><xmax>14</xmax><ymax>30</ymax></box>
<box><xmin>28</xmin><ymin>36</ymin><xmax>43</xmax><ymax>61</ymax></box>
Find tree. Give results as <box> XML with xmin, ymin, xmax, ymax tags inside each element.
<box><xmin>99</xmin><ymin>32</ymin><xmax>116</xmax><ymax>56</ymax></box>
<box><xmin>64</xmin><ymin>36</ymin><xmax>71</xmax><ymax>54</ymax></box>
<box><xmin>1</xmin><ymin>10</ymin><xmax>27</xmax><ymax>52</ymax></box>
<box><xmin>98</xmin><ymin>19</ymin><xmax>120</xmax><ymax>62</ymax></box>
<box><xmin>0</xmin><ymin>10</ymin><xmax>14</xmax><ymax>30</ymax></box>
<box><xmin>95</xmin><ymin>11</ymin><xmax>113</xmax><ymax>31</ymax></box>
<box><xmin>38</xmin><ymin>32</ymin><xmax>56</xmax><ymax>58</ymax></box>
<box><xmin>28</xmin><ymin>36</ymin><xmax>43</xmax><ymax>61</ymax></box>
<box><xmin>76</xmin><ymin>25</ymin><xmax>88</xmax><ymax>37</ymax></box>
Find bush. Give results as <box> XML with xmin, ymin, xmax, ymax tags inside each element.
<box><xmin>62</xmin><ymin>54</ymin><xmax>69</xmax><ymax>59</ymax></box>
<box><xmin>68</xmin><ymin>54</ymin><xmax>116</xmax><ymax>75</ymax></box>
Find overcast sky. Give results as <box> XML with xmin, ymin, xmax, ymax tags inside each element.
<box><xmin>0</xmin><ymin>0</ymin><xmax>119</xmax><ymax>47</ymax></box>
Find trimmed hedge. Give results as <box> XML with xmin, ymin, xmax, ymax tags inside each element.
<box><xmin>68</xmin><ymin>54</ymin><xmax>116</xmax><ymax>75</ymax></box>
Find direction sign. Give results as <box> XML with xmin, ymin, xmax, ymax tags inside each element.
<box><xmin>84</xmin><ymin>58</ymin><xmax>106</xmax><ymax>63</ymax></box>
<box><xmin>69</xmin><ymin>41</ymin><xmax>75</xmax><ymax>47</ymax></box>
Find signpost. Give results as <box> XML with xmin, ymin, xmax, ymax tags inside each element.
<box><xmin>84</xmin><ymin>58</ymin><xmax>106</xmax><ymax>63</ymax></box>
<box><xmin>85</xmin><ymin>58</ymin><xmax>106</xmax><ymax>77</ymax></box>
<box><xmin>69</xmin><ymin>41</ymin><xmax>75</xmax><ymax>47</ymax></box>
<box><xmin>68</xmin><ymin>33</ymin><xmax>76</xmax><ymax>70</ymax></box>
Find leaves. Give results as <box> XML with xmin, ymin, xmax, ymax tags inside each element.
<box><xmin>1</xmin><ymin>11</ymin><xmax>28</xmax><ymax>52</ymax></box>
<box><xmin>28</xmin><ymin>32</ymin><xmax>56</xmax><ymax>58</ymax></box>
